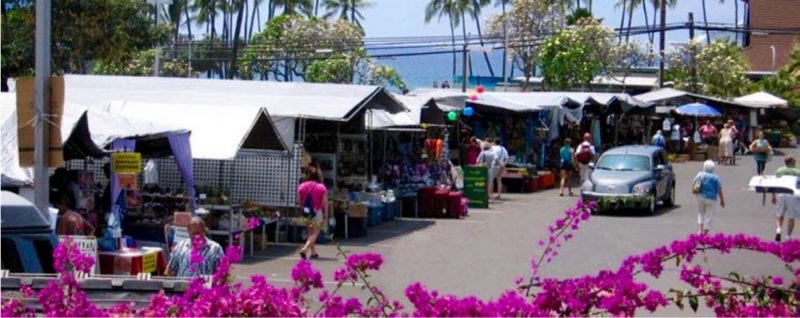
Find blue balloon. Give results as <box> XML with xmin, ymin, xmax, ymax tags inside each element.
<box><xmin>463</xmin><ymin>107</ymin><xmax>474</xmax><ymax>117</ymax></box>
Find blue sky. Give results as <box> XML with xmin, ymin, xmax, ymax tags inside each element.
<box><xmin>359</xmin><ymin>0</ymin><xmax>741</xmax><ymax>40</ymax></box>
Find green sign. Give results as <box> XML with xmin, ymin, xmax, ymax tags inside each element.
<box><xmin>463</xmin><ymin>166</ymin><xmax>489</xmax><ymax>208</ymax></box>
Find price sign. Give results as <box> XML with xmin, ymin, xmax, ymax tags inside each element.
<box><xmin>142</xmin><ymin>251</ymin><xmax>157</xmax><ymax>274</ymax></box>
<box><xmin>112</xmin><ymin>152</ymin><xmax>142</xmax><ymax>173</ymax></box>
<box><xmin>463</xmin><ymin>166</ymin><xmax>489</xmax><ymax>208</ymax></box>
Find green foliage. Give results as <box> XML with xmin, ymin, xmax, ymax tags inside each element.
<box><xmin>539</xmin><ymin>18</ymin><xmax>641</xmax><ymax>90</ymax></box>
<box><xmin>485</xmin><ymin>0</ymin><xmax>565</xmax><ymax>89</ymax></box>
<box><xmin>566</xmin><ymin>8</ymin><xmax>597</xmax><ymax>25</ymax></box>
<box><xmin>306</xmin><ymin>49</ymin><xmax>407</xmax><ymax>90</ymax></box>
<box><xmin>364</xmin><ymin>64</ymin><xmax>407</xmax><ymax>90</ymax></box>
<box><xmin>306</xmin><ymin>56</ymin><xmax>353</xmax><ymax>83</ymax></box>
<box><xmin>1</xmin><ymin>0</ymin><xmax>172</xmax><ymax>76</ymax></box>
<box><xmin>93</xmin><ymin>49</ymin><xmax>192</xmax><ymax>77</ymax></box>
<box><xmin>756</xmin><ymin>43</ymin><xmax>800</xmax><ymax>107</ymax></box>
<box><xmin>666</xmin><ymin>39</ymin><xmax>751</xmax><ymax>98</ymax></box>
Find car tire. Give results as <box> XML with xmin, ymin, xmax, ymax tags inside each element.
<box><xmin>647</xmin><ymin>192</ymin><xmax>657</xmax><ymax>215</ymax></box>
<box><xmin>664</xmin><ymin>183</ymin><xmax>675</xmax><ymax>207</ymax></box>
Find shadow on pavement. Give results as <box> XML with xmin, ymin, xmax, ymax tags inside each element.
<box><xmin>594</xmin><ymin>204</ymin><xmax>683</xmax><ymax>218</ymax></box>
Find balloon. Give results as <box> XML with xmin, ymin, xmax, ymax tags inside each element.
<box><xmin>447</xmin><ymin>111</ymin><xmax>458</xmax><ymax>121</ymax></box>
<box><xmin>463</xmin><ymin>107</ymin><xmax>474</xmax><ymax>117</ymax></box>
<box><xmin>476</xmin><ymin>85</ymin><xmax>485</xmax><ymax>93</ymax></box>
<box><xmin>469</xmin><ymin>94</ymin><xmax>478</xmax><ymax>101</ymax></box>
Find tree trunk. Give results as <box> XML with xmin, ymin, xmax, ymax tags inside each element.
<box><xmin>651</xmin><ymin>0</ymin><xmax>658</xmax><ymax>45</ymax></box>
<box><xmin>734</xmin><ymin>0</ymin><xmax>739</xmax><ymax>44</ymax></box>
<box><xmin>642</xmin><ymin>0</ymin><xmax>652</xmax><ymax>45</ymax></box>
<box><xmin>618</xmin><ymin>0</ymin><xmax>626</xmax><ymax>43</ymax></box>
<box><xmin>472</xmin><ymin>1</ymin><xmax>495</xmax><ymax>77</ymax></box>
<box><xmin>462</xmin><ymin>11</ymin><xmax>472</xmax><ymax>79</ymax></box>
<box><xmin>351</xmin><ymin>3</ymin><xmax>355</xmax><ymax>23</ymax></box>
<box><xmin>450</xmin><ymin>15</ymin><xmax>456</xmax><ymax>77</ymax></box>
<box><xmin>229</xmin><ymin>0</ymin><xmax>246</xmax><ymax>79</ymax></box>
<box><xmin>314</xmin><ymin>0</ymin><xmax>319</xmax><ymax>16</ymax></box>
<box><xmin>625</xmin><ymin>2</ymin><xmax>634</xmax><ymax>42</ymax></box>
<box><xmin>248</xmin><ymin>0</ymin><xmax>258</xmax><ymax>39</ymax></box>
<box><xmin>268</xmin><ymin>0</ymin><xmax>274</xmax><ymax>20</ymax></box>
<box><xmin>243</xmin><ymin>0</ymin><xmax>249</xmax><ymax>41</ymax></box>
<box><xmin>702</xmin><ymin>0</ymin><xmax>711</xmax><ymax>44</ymax></box>
<box><xmin>184</xmin><ymin>0</ymin><xmax>193</xmax><ymax>42</ymax></box>
<box><xmin>588</xmin><ymin>0</ymin><xmax>593</xmax><ymax>13</ymax></box>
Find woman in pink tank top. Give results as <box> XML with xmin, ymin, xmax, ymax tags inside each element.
<box><xmin>297</xmin><ymin>169</ymin><xmax>328</xmax><ymax>259</ymax></box>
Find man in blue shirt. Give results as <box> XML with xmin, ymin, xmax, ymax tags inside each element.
<box><xmin>651</xmin><ymin>130</ymin><xmax>666</xmax><ymax>149</ymax></box>
<box><xmin>692</xmin><ymin>160</ymin><xmax>725</xmax><ymax>235</ymax></box>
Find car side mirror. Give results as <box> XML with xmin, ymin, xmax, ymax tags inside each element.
<box><xmin>655</xmin><ymin>164</ymin><xmax>667</xmax><ymax>171</ymax></box>
<box><xmin>588</xmin><ymin>162</ymin><xmax>595</xmax><ymax>169</ymax></box>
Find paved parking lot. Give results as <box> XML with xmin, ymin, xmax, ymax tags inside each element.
<box><xmin>233</xmin><ymin>149</ymin><xmax>798</xmax><ymax>315</ymax></box>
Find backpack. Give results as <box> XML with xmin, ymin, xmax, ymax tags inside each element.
<box><xmin>302</xmin><ymin>184</ymin><xmax>316</xmax><ymax>218</ymax></box>
<box><xmin>576</xmin><ymin>144</ymin><xmax>592</xmax><ymax>164</ymax></box>
<box><xmin>654</xmin><ymin>135</ymin><xmax>665</xmax><ymax>148</ymax></box>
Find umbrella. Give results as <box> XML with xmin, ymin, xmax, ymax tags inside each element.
<box><xmin>675</xmin><ymin>103</ymin><xmax>722</xmax><ymax>117</ymax></box>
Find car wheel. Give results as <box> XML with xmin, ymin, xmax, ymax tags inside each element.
<box><xmin>647</xmin><ymin>192</ymin><xmax>657</xmax><ymax>215</ymax></box>
<box><xmin>664</xmin><ymin>183</ymin><xmax>675</xmax><ymax>207</ymax></box>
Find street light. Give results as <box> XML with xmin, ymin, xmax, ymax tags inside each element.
<box><xmin>147</xmin><ymin>0</ymin><xmax>173</xmax><ymax>77</ymax></box>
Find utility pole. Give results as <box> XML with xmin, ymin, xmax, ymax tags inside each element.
<box><xmin>658</xmin><ymin>0</ymin><xmax>667</xmax><ymax>88</ymax></box>
<box><xmin>34</xmin><ymin>0</ymin><xmax>51</xmax><ymax>213</ymax></box>
<box><xmin>462</xmin><ymin>44</ymin><xmax>468</xmax><ymax>93</ymax></box>
<box><xmin>688</xmin><ymin>12</ymin><xmax>697</xmax><ymax>93</ymax></box>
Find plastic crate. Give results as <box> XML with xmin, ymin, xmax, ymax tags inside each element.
<box><xmin>367</xmin><ymin>205</ymin><xmax>383</xmax><ymax>226</ymax></box>
<box><xmin>383</xmin><ymin>201</ymin><xmax>397</xmax><ymax>221</ymax></box>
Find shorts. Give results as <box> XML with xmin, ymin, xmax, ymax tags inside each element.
<box><xmin>560</xmin><ymin>162</ymin><xmax>573</xmax><ymax>170</ymax></box>
<box><xmin>488</xmin><ymin>166</ymin><xmax>502</xmax><ymax>182</ymax></box>
<box><xmin>776</xmin><ymin>195</ymin><xmax>800</xmax><ymax>219</ymax></box>
<box><xmin>697</xmin><ymin>196</ymin><xmax>717</xmax><ymax>229</ymax></box>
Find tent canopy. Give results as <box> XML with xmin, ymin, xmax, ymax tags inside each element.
<box><xmin>733</xmin><ymin>91</ymin><xmax>789</xmax><ymax>109</ymax></box>
<box><xmin>635</xmin><ymin>88</ymin><xmax>753</xmax><ymax>109</ymax></box>
<box><xmin>61</xmin><ymin>75</ymin><xmax>406</xmax><ymax>122</ymax></box>
<box><xmin>367</xmin><ymin>94</ymin><xmax>447</xmax><ymax>129</ymax></box>
<box><xmin>2</xmin><ymin>93</ymin><xmax>192</xmax><ymax>186</ymax></box>
<box><xmin>94</xmin><ymin>101</ymin><xmax>288</xmax><ymax>160</ymax></box>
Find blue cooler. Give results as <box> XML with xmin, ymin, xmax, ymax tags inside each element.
<box><xmin>367</xmin><ymin>204</ymin><xmax>383</xmax><ymax>226</ymax></box>
<box><xmin>383</xmin><ymin>201</ymin><xmax>397</xmax><ymax>221</ymax></box>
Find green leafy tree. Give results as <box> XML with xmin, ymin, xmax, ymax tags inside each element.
<box><xmin>93</xmin><ymin>49</ymin><xmax>192</xmax><ymax>77</ymax></box>
<box><xmin>274</xmin><ymin>0</ymin><xmax>314</xmax><ymax>16</ymax></box>
<box><xmin>756</xmin><ymin>43</ymin><xmax>800</xmax><ymax>106</ymax></box>
<box><xmin>238</xmin><ymin>15</ymin><xmax>362</xmax><ymax>81</ymax></box>
<box><xmin>0</xmin><ymin>0</ymin><xmax>171</xmax><ymax>90</ymax></box>
<box><xmin>322</xmin><ymin>0</ymin><xmax>373</xmax><ymax>28</ymax></box>
<box><xmin>306</xmin><ymin>49</ymin><xmax>406</xmax><ymax>90</ymax></box>
<box><xmin>485</xmin><ymin>0</ymin><xmax>565</xmax><ymax>90</ymax></box>
<box><xmin>539</xmin><ymin>18</ymin><xmax>613</xmax><ymax>90</ymax></box>
<box><xmin>425</xmin><ymin>0</ymin><xmax>464</xmax><ymax>77</ymax></box>
<box><xmin>666</xmin><ymin>39</ymin><xmax>751</xmax><ymax>98</ymax></box>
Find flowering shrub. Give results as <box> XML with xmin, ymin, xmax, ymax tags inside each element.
<box><xmin>2</xmin><ymin>200</ymin><xmax>798</xmax><ymax>317</ymax></box>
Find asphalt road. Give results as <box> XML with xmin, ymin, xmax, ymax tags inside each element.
<box><xmin>232</xmin><ymin>148</ymin><xmax>798</xmax><ymax>315</ymax></box>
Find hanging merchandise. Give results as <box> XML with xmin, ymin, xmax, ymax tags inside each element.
<box><xmin>476</xmin><ymin>85</ymin><xmax>485</xmax><ymax>94</ymax></box>
<box><xmin>469</xmin><ymin>95</ymin><xmax>479</xmax><ymax>101</ymax></box>
<box><xmin>447</xmin><ymin>111</ymin><xmax>458</xmax><ymax>122</ymax></box>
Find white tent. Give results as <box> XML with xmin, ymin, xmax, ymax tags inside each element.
<box><xmin>60</xmin><ymin>75</ymin><xmax>405</xmax><ymax>122</ymax></box>
<box><xmin>1</xmin><ymin>93</ymin><xmax>190</xmax><ymax>185</ymax></box>
<box><xmin>635</xmin><ymin>88</ymin><xmax>753</xmax><ymax>109</ymax></box>
<box><xmin>734</xmin><ymin>91</ymin><xmax>789</xmax><ymax>109</ymax></box>
<box><xmin>408</xmin><ymin>89</ymin><xmax>650</xmax><ymax>113</ymax></box>
<box><xmin>93</xmin><ymin>101</ymin><xmax>289</xmax><ymax>160</ymax></box>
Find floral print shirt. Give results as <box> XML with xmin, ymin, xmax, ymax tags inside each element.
<box><xmin>167</xmin><ymin>236</ymin><xmax>224</xmax><ymax>277</ymax></box>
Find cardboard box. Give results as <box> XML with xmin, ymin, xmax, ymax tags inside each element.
<box><xmin>348</xmin><ymin>202</ymin><xmax>368</xmax><ymax>218</ymax></box>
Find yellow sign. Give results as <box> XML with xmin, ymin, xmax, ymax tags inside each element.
<box><xmin>112</xmin><ymin>152</ymin><xmax>142</xmax><ymax>173</ymax></box>
<box><xmin>142</xmin><ymin>251</ymin><xmax>157</xmax><ymax>274</ymax></box>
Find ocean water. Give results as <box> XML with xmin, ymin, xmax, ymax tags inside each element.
<box><xmin>370</xmin><ymin>48</ymin><xmax>513</xmax><ymax>91</ymax></box>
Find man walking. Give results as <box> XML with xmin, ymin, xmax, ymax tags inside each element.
<box><xmin>771</xmin><ymin>157</ymin><xmax>800</xmax><ymax>241</ymax></box>
<box><xmin>652</xmin><ymin>130</ymin><xmax>666</xmax><ymax>149</ymax></box>
<box><xmin>574</xmin><ymin>133</ymin><xmax>596</xmax><ymax>184</ymax></box>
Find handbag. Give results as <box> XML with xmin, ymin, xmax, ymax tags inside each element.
<box><xmin>302</xmin><ymin>185</ymin><xmax>316</xmax><ymax>219</ymax></box>
<box><xmin>692</xmin><ymin>177</ymin><xmax>702</xmax><ymax>195</ymax></box>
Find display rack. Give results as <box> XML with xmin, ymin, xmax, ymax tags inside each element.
<box><xmin>338</xmin><ymin>134</ymin><xmax>368</xmax><ymax>190</ymax></box>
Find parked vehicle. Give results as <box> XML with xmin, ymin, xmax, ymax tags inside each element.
<box><xmin>0</xmin><ymin>191</ymin><xmax>57</xmax><ymax>273</ymax></box>
<box><xmin>580</xmin><ymin>146</ymin><xmax>676</xmax><ymax>214</ymax></box>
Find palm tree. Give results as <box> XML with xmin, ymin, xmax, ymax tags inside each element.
<box><xmin>275</xmin><ymin>0</ymin><xmax>313</xmax><ymax>16</ymax></box>
<box><xmin>625</xmin><ymin>0</ymin><xmax>642</xmax><ymax>42</ymax></box>
<box><xmin>495</xmin><ymin>0</ymin><xmax>511</xmax><ymax>83</ymax></box>
<box><xmin>701</xmin><ymin>0</ymin><xmax>710</xmax><ymax>44</ymax></box>
<box><xmin>468</xmin><ymin>0</ymin><xmax>494</xmax><ymax>77</ymax></box>
<box><xmin>247</xmin><ymin>0</ymin><xmax>264</xmax><ymax>40</ymax></box>
<box><xmin>616</xmin><ymin>0</ymin><xmax>626</xmax><ymax>42</ymax></box>
<box><xmin>323</xmin><ymin>0</ymin><xmax>373</xmax><ymax>28</ymax></box>
<box><xmin>566</xmin><ymin>7</ymin><xmax>593</xmax><ymax>25</ymax></box>
<box><xmin>426</xmin><ymin>0</ymin><xmax>462</xmax><ymax>78</ymax></box>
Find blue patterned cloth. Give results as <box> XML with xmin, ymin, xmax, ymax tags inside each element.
<box><xmin>167</xmin><ymin>237</ymin><xmax>224</xmax><ymax>277</ymax></box>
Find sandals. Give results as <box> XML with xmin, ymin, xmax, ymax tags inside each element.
<box><xmin>299</xmin><ymin>251</ymin><xmax>307</xmax><ymax>260</ymax></box>
<box><xmin>310</xmin><ymin>254</ymin><xmax>320</xmax><ymax>259</ymax></box>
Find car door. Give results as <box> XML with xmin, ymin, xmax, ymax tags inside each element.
<box><xmin>653</xmin><ymin>151</ymin><xmax>668</xmax><ymax>198</ymax></box>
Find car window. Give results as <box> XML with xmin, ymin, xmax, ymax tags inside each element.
<box><xmin>596</xmin><ymin>155</ymin><xmax>651</xmax><ymax>171</ymax></box>
<box><xmin>654</xmin><ymin>152</ymin><xmax>665</xmax><ymax>167</ymax></box>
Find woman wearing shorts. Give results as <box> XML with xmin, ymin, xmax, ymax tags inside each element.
<box><xmin>297</xmin><ymin>169</ymin><xmax>328</xmax><ymax>260</ymax></box>
<box><xmin>559</xmin><ymin>138</ymin><xmax>575</xmax><ymax>196</ymax></box>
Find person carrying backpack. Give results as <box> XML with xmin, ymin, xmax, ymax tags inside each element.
<box><xmin>297</xmin><ymin>169</ymin><xmax>328</xmax><ymax>260</ymax></box>
<box><xmin>652</xmin><ymin>130</ymin><xmax>666</xmax><ymax>149</ymax></box>
<box><xmin>574</xmin><ymin>133</ymin><xmax>596</xmax><ymax>184</ymax></box>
